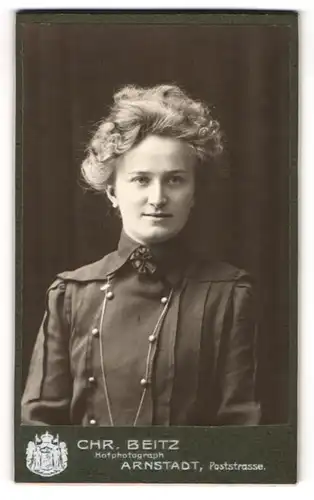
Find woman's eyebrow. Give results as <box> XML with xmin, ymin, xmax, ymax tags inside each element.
<box><xmin>127</xmin><ymin>171</ymin><xmax>151</xmax><ymax>175</ymax></box>
<box><xmin>127</xmin><ymin>169</ymin><xmax>188</xmax><ymax>175</ymax></box>
<box><xmin>164</xmin><ymin>169</ymin><xmax>188</xmax><ymax>174</ymax></box>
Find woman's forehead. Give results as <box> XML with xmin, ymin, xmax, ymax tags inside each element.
<box><xmin>119</xmin><ymin>135</ymin><xmax>195</xmax><ymax>173</ymax></box>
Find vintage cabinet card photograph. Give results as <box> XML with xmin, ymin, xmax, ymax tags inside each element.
<box><xmin>14</xmin><ymin>10</ymin><xmax>298</xmax><ymax>484</ymax></box>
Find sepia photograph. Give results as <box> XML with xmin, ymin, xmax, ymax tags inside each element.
<box><xmin>15</xmin><ymin>11</ymin><xmax>297</xmax><ymax>483</ymax></box>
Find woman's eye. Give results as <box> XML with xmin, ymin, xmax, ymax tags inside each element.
<box><xmin>168</xmin><ymin>176</ymin><xmax>184</xmax><ymax>185</ymax></box>
<box><xmin>132</xmin><ymin>176</ymin><xmax>150</xmax><ymax>185</ymax></box>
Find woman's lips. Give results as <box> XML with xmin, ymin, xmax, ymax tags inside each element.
<box><xmin>143</xmin><ymin>213</ymin><xmax>172</xmax><ymax>218</ymax></box>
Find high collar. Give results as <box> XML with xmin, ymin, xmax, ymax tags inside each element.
<box><xmin>117</xmin><ymin>230</ymin><xmax>188</xmax><ymax>263</ymax></box>
<box><xmin>113</xmin><ymin>230</ymin><xmax>191</xmax><ymax>286</ymax></box>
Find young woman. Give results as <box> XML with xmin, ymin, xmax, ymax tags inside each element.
<box><xmin>22</xmin><ymin>84</ymin><xmax>260</xmax><ymax>426</ymax></box>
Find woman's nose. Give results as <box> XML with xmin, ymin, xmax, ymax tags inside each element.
<box><xmin>148</xmin><ymin>182</ymin><xmax>167</xmax><ymax>207</ymax></box>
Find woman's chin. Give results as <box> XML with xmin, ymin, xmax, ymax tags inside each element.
<box><xmin>131</xmin><ymin>227</ymin><xmax>181</xmax><ymax>245</ymax></box>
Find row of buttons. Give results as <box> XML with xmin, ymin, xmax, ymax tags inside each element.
<box><xmin>88</xmin><ymin>284</ymin><xmax>112</xmax><ymax>427</ymax></box>
<box><xmin>86</xmin><ymin>287</ymin><xmax>170</xmax><ymax>426</ymax></box>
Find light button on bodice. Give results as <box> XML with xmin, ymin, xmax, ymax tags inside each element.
<box><xmin>140</xmin><ymin>378</ymin><xmax>149</xmax><ymax>387</ymax></box>
<box><xmin>160</xmin><ymin>296</ymin><xmax>168</xmax><ymax>305</ymax></box>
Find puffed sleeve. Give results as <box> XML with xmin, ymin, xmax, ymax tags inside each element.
<box><xmin>21</xmin><ymin>279</ymin><xmax>72</xmax><ymax>425</ymax></box>
<box><xmin>215</xmin><ymin>278</ymin><xmax>261</xmax><ymax>425</ymax></box>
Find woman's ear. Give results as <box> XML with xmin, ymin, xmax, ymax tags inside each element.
<box><xmin>105</xmin><ymin>185</ymin><xmax>118</xmax><ymax>208</ymax></box>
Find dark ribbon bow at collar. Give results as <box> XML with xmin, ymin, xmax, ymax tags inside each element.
<box><xmin>129</xmin><ymin>246</ymin><xmax>158</xmax><ymax>276</ymax></box>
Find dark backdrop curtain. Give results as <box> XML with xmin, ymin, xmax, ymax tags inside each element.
<box><xmin>20</xmin><ymin>22</ymin><xmax>291</xmax><ymax>424</ymax></box>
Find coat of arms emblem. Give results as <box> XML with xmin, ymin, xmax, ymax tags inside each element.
<box><xmin>26</xmin><ymin>431</ymin><xmax>68</xmax><ymax>477</ymax></box>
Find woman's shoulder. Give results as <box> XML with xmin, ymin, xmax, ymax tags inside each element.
<box><xmin>187</xmin><ymin>254</ymin><xmax>253</xmax><ymax>285</ymax></box>
<box><xmin>54</xmin><ymin>251</ymin><xmax>118</xmax><ymax>284</ymax></box>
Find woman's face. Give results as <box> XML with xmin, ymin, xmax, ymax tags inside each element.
<box><xmin>106</xmin><ymin>135</ymin><xmax>196</xmax><ymax>245</ymax></box>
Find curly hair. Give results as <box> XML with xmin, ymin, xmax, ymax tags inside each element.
<box><xmin>81</xmin><ymin>84</ymin><xmax>223</xmax><ymax>192</ymax></box>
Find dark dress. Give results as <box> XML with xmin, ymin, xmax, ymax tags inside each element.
<box><xmin>21</xmin><ymin>231</ymin><xmax>260</xmax><ymax>426</ymax></box>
